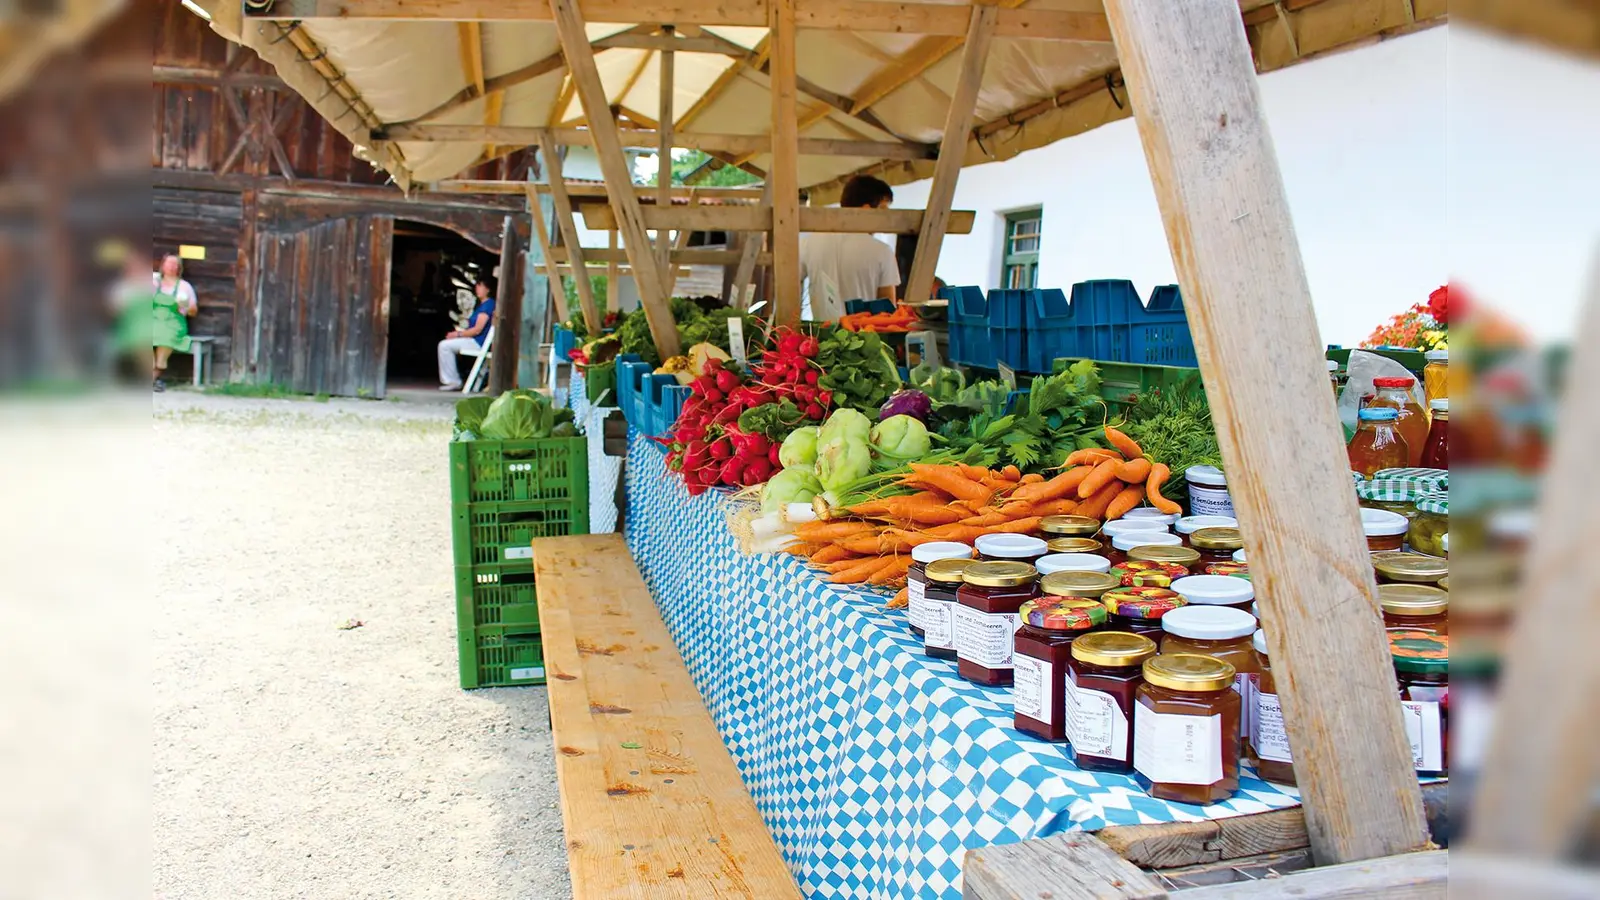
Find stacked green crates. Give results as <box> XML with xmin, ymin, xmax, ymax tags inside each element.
<box><xmin>1052</xmin><ymin>357</ymin><xmax>1200</xmax><ymax>413</ymax></box>
<box><xmin>450</xmin><ymin>436</ymin><xmax>589</xmax><ymax>689</ymax></box>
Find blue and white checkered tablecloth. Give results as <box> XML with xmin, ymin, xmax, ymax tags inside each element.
<box><xmin>623</xmin><ymin>435</ymin><xmax>1309</xmax><ymax>899</ymax></box>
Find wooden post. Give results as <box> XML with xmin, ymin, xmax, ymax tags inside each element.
<box><xmin>537</xmin><ymin>133</ymin><xmax>602</xmax><ymax>333</ymax></box>
<box><xmin>524</xmin><ymin>185</ymin><xmax>570</xmax><ymax>324</ymax></box>
<box><xmin>488</xmin><ymin>215</ymin><xmax>524</xmax><ymax>394</ymax></box>
<box><xmin>658</xmin><ymin>25</ymin><xmax>676</xmax><ymax>274</ymax></box>
<box><xmin>1102</xmin><ymin>0</ymin><xmax>1427</xmax><ymax>864</ymax></box>
<box><xmin>904</xmin><ymin>3</ymin><xmax>997</xmax><ymax>306</ymax></box>
<box><xmin>606</xmin><ymin>230</ymin><xmax>620</xmax><ymax>313</ymax></box>
<box><xmin>549</xmin><ymin>0</ymin><xmax>680</xmax><ymax>358</ymax></box>
<box><xmin>768</xmin><ymin>0</ymin><xmax>801</xmax><ymax>328</ymax></box>
<box><xmin>731</xmin><ymin>181</ymin><xmax>772</xmax><ymax>310</ymax></box>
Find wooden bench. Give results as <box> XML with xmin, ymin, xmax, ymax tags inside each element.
<box><xmin>532</xmin><ymin>534</ymin><xmax>802</xmax><ymax>900</ymax></box>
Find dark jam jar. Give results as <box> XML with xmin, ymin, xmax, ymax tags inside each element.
<box><xmin>1066</xmin><ymin>631</ymin><xmax>1158</xmax><ymax>773</ymax></box>
<box><xmin>1379</xmin><ymin>584</ymin><xmax>1448</xmax><ymax>635</ymax></box>
<box><xmin>921</xmin><ymin>558</ymin><xmax>973</xmax><ymax>661</ymax></box>
<box><xmin>954</xmin><ymin>561</ymin><xmax>1039</xmax><ymax>686</ymax></box>
<box><xmin>1046</xmin><ymin>537</ymin><xmax>1104</xmax><ymax>556</ymax></box>
<box><xmin>1012</xmin><ymin>597</ymin><xmax>1107</xmax><ymax>742</ymax></box>
<box><xmin>1189</xmin><ymin>527</ymin><xmax>1245</xmax><ymax>566</ymax></box>
<box><xmin>974</xmin><ymin>534</ymin><xmax>1048</xmax><ymax>565</ymax></box>
<box><xmin>1106</xmin><ymin>531</ymin><xmax>1183</xmax><ymax>568</ymax></box>
<box><xmin>906</xmin><ymin>541</ymin><xmax>974</xmax><ymax>639</ymax></box>
<box><xmin>1039</xmin><ymin>515</ymin><xmax>1101</xmax><ymax>540</ymax></box>
<box><xmin>1134</xmin><ymin>654</ymin><xmax>1242</xmax><ymax>804</ymax></box>
<box><xmin>1101</xmin><ymin>586</ymin><xmax>1187</xmax><ymax>641</ymax></box>
<box><xmin>1390</xmin><ymin>630</ymin><xmax>1449</xmax><ymax>777</ymax></box>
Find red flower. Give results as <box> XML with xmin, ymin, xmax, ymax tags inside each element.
<box><xmin>1427</xmin><ymin>285</ymin><xmax>1449</xmax><ymax>326</ymax></box>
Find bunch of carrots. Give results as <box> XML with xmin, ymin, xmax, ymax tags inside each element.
<box><xmin>779</xmin><ymin>426</ymin><xmax>1182</xmax><ymax>605</ymax></box>
<box><xmin>837</xmin><ymin>306</ymin><xmax>918</xmax><ymax>333</ymax></box>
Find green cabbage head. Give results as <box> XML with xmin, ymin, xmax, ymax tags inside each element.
<box><xmin>778</xmin><ymin>426</ymin><xmax>819</xmax><ymax>468</ymax></box>
<box><xmin>871</xmin><ymin>415</ymin><xmax>931</xmax><ymax>461</ymax></box>
<box><xmin>761</xmin><ymin>466</ymin><xmax>822</xmax><ymax>514</ymax></box>
<box><xmin>818</xmin><ymin>407</ymin><xmax>871</xmax><ymax>453</ymax></box>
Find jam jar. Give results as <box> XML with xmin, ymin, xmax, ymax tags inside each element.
<box><xmin>1175</xmin><ymin>515</ymin><xmax>1238</xmax><ymax>546</ymax></box>
<box><xmin>1100</xmin><ymin>519</ymin><xmax>1171</xmax><ymax>543</ymax></box>
<box><xmin>1232</xmin><ymin>548</ymin><xmax>1247</xmax><ymax>564</ymax></box>
<box><xmin>1204</xmin><ymin>561</ymin><xmax>1250</xmax><ymax>580</ymax></box>
<box><xmin>1128</xmin><ymin>544</ymin><xmax>1200</xmax><ymax>571</ymax></box>
<box><xmin>1035</xmin><ymin>553</ymin><xmax>1112</xmax><ymax>576</ymax></box>
<box><xmin>1046</xmin><ymin>537</ymin><xmax>1104</xmax><ymax>556</ymax></box>
<box><xmin>1118</xmin><ymin>508</ymin><xmax>1180</xmax><ymax>529</ymax></box>
<box><xmin>1373</xmin><ymin>552</ymin><xmax>1448</xmax><ymax>586</ymax></box>
<box><xmin>1066</xmin><ymin>631</ymin><xmax>1158</xmax><ymax>773</ymax></box>
<box><xmin>920</xmin><ymin>558</ymin><xmax>973</xmax><ymax>661</ymax></box>
<box><xmin>954</xmin><ymin>561</ymin><xmax>1039</xmax><ymax>686</ymax></box>
<box><xmin>1390</xmin><ymin>630</ymin><xmax>1449</xmax><ymax>776</ymax></box>
<box><xmin>1189</xmin><ymin>527</ymin><xmax>1245</xmax><ymax>566</ymax></box>
<box><xmin>1134</xmin><ymin>654</ymin><xmax>1242</xmax><ymax>804</ymax></box>
<box><xmin>1040</xmin><ymin>570</ymin><xmax>1121</xmax><ymax>602</ymax></box>
<box><xmin>1039</xmin><ymin>515</ymin><xmax>1101</xmax><ymax>539</ymax></box>
<box><xmin>1159</xmin><ymin>605</ymin><xmax>1260</xmax><ymax>743</ymax></box>
<box><xmin>1379</xmin><ymin>584</ymin><xmax>1448</xmax><ymax>635</ymax></box>
<box><xmin>906</xmin><ymin>541</ymin><xmax>974</xmax><ymax>639</ymax></box>
<box><xmin>1109</xmin><ymin>559</ymin><xmax>1189</xmax><ymax>588</ymax></box>
<box><xmin>1361</xmin><ymin>508</ymin><xmax>1409</xmax><ymax>553</ymax></box>
<box><xmin>1171</xmin><ymin>574</ymin><xmax>1255</xmax><ymax>613</ymax></box>
<box><xmin>1356</xmin><ymin>479</ymin><xmax>1428</xmax><ymax>523</ymax></box>
<box><xmin>1248</xmin><ymin>629</ymin><xmax>1295</xmax><ymax>785</ymax></box>
<box><xmin>975</xmin><ymin>533</ymin><xmax>1048</xmax><ymax>565</ymax></box>
<box><xmin>1013</xmin><ymin>597</ymin><xmax>1108</xmax><ymax>742</ymax></box>
<box><xmin>1102</xmin><ymin>586</ymin><xmax>1187</xmax><ymax>641</ymax></box>
<box><xmin>1106</xmin><ymin>531</ymin><xmax>1182</xmax><ymax>567</ymax></box>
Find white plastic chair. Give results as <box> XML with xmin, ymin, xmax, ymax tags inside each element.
<box><xmin>461</xmin><ymin>325</ymin><xmax>495</xmax><ymax>393</ymax></box>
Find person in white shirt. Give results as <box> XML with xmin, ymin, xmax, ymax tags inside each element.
<box><xmin>799</xmin><ymin>176</ymin><xmax>902</xmax><ymax>322</ymax></box>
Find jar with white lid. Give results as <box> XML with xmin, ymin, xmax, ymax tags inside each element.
<box><xmin>1361</xmin><ymin>507</ymin><xmax>1409</xmax><ymax>553</ymax></box>
<box><xmin>1102</xmin><ymin>519</ymin><xmax>1171</xmax><ymax>542</ymax></box>
<box><xmin>1159</xmin><ymin>605</ymin><xmax>1260</xmax><ymax>743</ymax></box>
<box><xmin>1171</xmin><ymin>574</ymin><xmax>1255</xmax><ymax>613</ymax></box>
<box><xmin>975</xmin><ymin>533</ymin><xmax>1048</xmax><ymax>564</ymax></box>
<box><xmin>1107</xmin><ymin>530</ymin><xmax>1183</xmax><ymax>567</ymax></box>
<box><xmin>1036</xmin><ymin>553</ymin><xmax>1112</xmax><ymax>575</ymax></box>
<box><xmin>906</xmin><ymin>541</ymin><xmax>975</xmax><ymax>639</ymax></box>
<box><xmin>1184</xmin><ymin>465</ymin><xmax>1234</xmax><ymax>517</ymax></box>
<box><xmin>1119</xmin><ymin>507</ymin><xmax>1180</xmax><ymax>528</ymax></box>
<box><xmin>1175</xmin><ymin>515</ymin><xmax>1239</xmax><ymax>543</ymax></box>
<box><xmin>1232</xmin><ymin>548</ymin><xmax>1247</xmax><ymax>563</ymax></box>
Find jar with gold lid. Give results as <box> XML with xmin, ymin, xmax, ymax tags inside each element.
<box><xmin>1373</xmin><ymin>552</ymin><xmax>1448</xmax><ymax>586</ymax></box>
<box><xmin>1379</xmin><ymin>583</ymin><xmax>1448</xmax><ymax>634</ymax></box>
<box><xmin>1134</xmin><ymin>654</ymin><xmax>1241</xmax><ymax>804</ymax></box>
<box><xmin>1175</xmin><ymin>515</ymin><xmax>1238</xmax><ymax>546</ymax></box>
<box><xmin>954</xmin><ymin>561</ymin><xmax>1039</xmax><ymax>686</ymax></box>
<box><xmin>920</xmin><ymin>558</ymin><xmax>974</xmax><ymax>661</ymax></box>
<box><xmin>1190</xmin><ymin>527</ymin><xmax>1245</xmax><ymax>566</ymax></box>
<box><xmin>1066</xmin><ymin>631</ymin><xmax>1159</xmax><ymax>773</ymax></box>
<box><xmin>1106</xmin><ymin>531</ymin><xmax>1183</xmax><ymax>567</ymax></box>
<box><xmin>1041</xmin><ymin>570</ymin><xmax>1121</xmax><ymax>601</ymax></box>
<box><xmin>1039</xmin><ymin>515</ymin><xmax>1101</xmax><ymax>538</ymax></box>
<box><xmin>1046</xmin><ymin>536</ymin><xmax>1103</xmax><ymax>556</ymax></box>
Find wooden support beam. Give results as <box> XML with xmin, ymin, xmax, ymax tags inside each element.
<box><xmin>606</xmin><ymin>230</ymin><xmax>620</xmax><ymax>313</ymax></box>
<box><xmin>663</xmin><ymin>189</ymin><xmax>698</xmax><ymax>296</ymax></box>
<box><xmin>904</xmin><ymin>3</ymin><xmax>996</xmax><ymax>306</ymax></box>
<box><xmin>592</xmin><ymin>32</ymin><xmax>740</xmax><ymax>54</ymax></box>
<box><xmin>964</xmin><ymin>833</ymin><xmax>1166</xmax><ymax>900</ymax></box>
<box><xmin>846</xmin><ymin>0</ymin><xmax>1025</xmax><ymax>116</ymax></box>
<box><xmin>398</xmin><ymin>48</ymin><xmax>566</xmax><ymax>128</ymax></box>
<box><xmin>538</xmin><ymin>134</ymin><xmax>602</xmax><ymax>334</ymax></box>
<box><xmin>769</xmin><ymin>0</ymin><xmax>801</xmax><ymax>328</ymax></box>
<box><xmin>1102</xmin><ymin>0</ymin><xmax>1428</xmax><ymax>865</ymax></box>
<box><xmin>549</xmin><ymin>246</ymin><xmax>773</xmax><ymax>266</ymax></box>
<box><xmin>580</xmin><ymin>205</ymin><xmax>974</xmax><ymax>235</ymax></box>
<box><xmin>550</xmin><ymin>0</ymin><xmax>680</xmax><ymax>359</ymax></box>
<box><xmin>616</xmin><ymin>49</ymin><xmax>655</xmax><ymax>111</ymax></box>
<box><xmin>488</xmin><ymin>215</ymin><xmax>524</xmax><ymax>394</ymax></box>
<box><xmin>731</xmin><ymin>183</ymin><xmax>771</xmax><ymax>310</ymax></box>
<box><xmin>676</xmin><ymin>35</ymin><xmax>767</xmax><ymax>132</ymax></box>
<box><xmin>658</xmin><ymin>26</ymin><xmax>676</xmax><ymax>273</ymax></box>
<box><xmin>524</xmin><ymin>185</ymin><xmax>571</xmax><ymax>324</ymax></box>
<box><xmin>379</xmin><ymin>124</ymin><xmax>935</xmax><ymax>160</ymax></box>
<box><xmin>250</xmin><ymin>2</ymin><xmax>1115</xmax><ymax>42</ymax></box>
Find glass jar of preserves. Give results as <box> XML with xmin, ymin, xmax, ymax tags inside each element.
<box><xmin>1369</xmin><ymin>376</ymin><xmax>1429</xmax><ymax>467</ymax></box>
<box><xmin>1013</xmin><ymin>597</ymin><xmax>1108</xmax><ymax>742</ymax></box>
<box><xmin>1204</xmin><ymin>561</ymin><xmax>1250</xmax><ymax>580</ymax></box>
<box><xmin>1422</xmin><ymin>399</ymin><xmax>1448</xmax><ymax>468</ymax></box>
<box><xmin>1046</xmin><ymin>537</ymin><xmax>1103</xmax><ymax>556</ymax></box>
<box><xmin>1390</xmin><ymin>630</ymin><xmax>1449</xmax><ymax>776</ymax></box>
<box><xmin>1372</xmin><ymin>551</ymin><xmax>1447</xmax><ymax>586</ymax></box>
<box><xmin>1184</xmin><ymin>465</ymin><xmax>1235</xmax><ymax>518</ymax></box>
<box><xmin>1348</xmin><ymin>407</ymin><xmax>1409</xmax><ymax>477</ymax></box>
<box><xmin>1128</xmin><ymin>544</ymin><xmax>1201</xmax><ymax>570</ymax></box>
<box><xmin>1119</xmin><ymin>508</ymin><xmax>1180</xmax><ymax>529</ymax></box>
<box><xmin>1232</xmin><ymin>548</ymin><xmax>1247</xmax><ymax>564</ymax></box>
<box><xmin>1066</xmin><ymin>631</ymin><xmax>1158</xmax><ymax>773</ymax></box>
<box><xmin>920</xmin><ymin>558</ymin><xmax>973</xmax><ymax>661</ymax></box>
<box><xmin>975</xmin><ymin>533</ymin><xmax>1048</xmax><ymax>565</ymax></box>
<box><xmin>1379</xmin><ymin>584</ymin><xmax>1448</xmax><ymax>634</ymax></box>
<box><xmin>954</xmin><ymin>561</ymin><xmax>1039</xmax><ymax>686</ymax></box>
<box><xmin>1408</xmin><ymin>495</ymin><xmax>1448</xmax><ymax>558</ymax></box>
<box><xmin>1189</xmin><ymin>527</ymin><xmax>1245</xmax><ymax>566</ymax></box>
<box><xmin>1039</xmin><ymin>515</ymin><xmax>1101</xmax><ymax>539</ymax></box>
<box><xmin>1107</xmin><ymin>531</ymin><xmax>1182</xmax><ymax>567</ymax></box>
<box><xmin>1102</xmin><ymin>586</ymin><xmax>1187</xmax><ymax>640</ymax></box>
<box><xmin>1361</xmin><ymin>508</ymin><xmax>1410</xmax><ymax>553</ymax></box>
<box><xmin>1101</xmin><ymin>519</ymin><xmax>1171</xmax><ymax>543</ymax></box>
<box><xmin>1160</xmin><ymin>605</ymin><xmax>1260</xmax><ymax>742</ymax></box>
<box><xmin>1175</xmin><ymin>515</ymin><xmax>1239</xmax><ymax>546</ymax></box>
<box><xmin>1134</xmin><ymin>654</ymin><xmax>1242</xmax><ymax>804</ymax></box>
<box><xmin>1356</xmin><ymin>479</ymin><xmax>1429</xmax><ymax>523</ymax></box>
<box><xmin>1110</xmin><ymin>559</ymin><xmax>1190</xmax><ymax>588</ymax></box>
<box><xmin>1171</xmin><ymin>574</ymin><xmax>1255</xmax><ymax>613</ymax></box>
<box><xmin>1248</xmin><ymin>629</ymin><xmax>1295</xmax><ymax>786</ymax></box>
<box><xmin>1036</xmin><ymin>553</ymin><xmax>1112</xmax><ymax>576</ymax></box>
<box><xmin>1042</xmin><ymin>570</ymin><xmax>1121</xmax><ymax>602</ymax></box>
<box><xmin>906</xmin><ymin>541</ymin><xmax>974</xmax><ymax>639</ymax></box>
<box><xmin>1372</xmin><ymin>467</ymin><xmax>1448</xmax><ymax>494</ymax></box>
<box><xmin>1423</xmin><ymin>348</ymin><xmax>1448</xmax><ymax>407</ymax></box>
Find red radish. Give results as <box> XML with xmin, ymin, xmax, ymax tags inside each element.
<box><xmin>817</xmin><ymin>391</ymin><xmax>832</xmax><ymax>407</ymax></box>
<box><xmin>767</xmin><ymin>445</ymin><xmax>782</xmax><ymax>466</ymax></box>
<box><xmin>744</xmin><ymin>458</ymin><xmax>774</xmax><ymax>483</ymax></box>
<box><xmin>799</xmin><ymin>336</ymin><xmax>819</xmax><ymax>357</ymax></box>
<box><xmin>720</xmin><ymin>457</ymin><xmax>745</xmax><ymax>485</ymax></box>
<box><xmin>805</xmin><ymin>403</ymin><xmax>824</xmax><ymax>419</ymax></box>
<box><xmin>715</xmin><ymin>369</ymin><xmax>740</xmax><ymax>392</ymax></box>
<box><xmin>709</xmin><ymin>439</ymin><xmax>732</xmax><ymax>460</ymax></box>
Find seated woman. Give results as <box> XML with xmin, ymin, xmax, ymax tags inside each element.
<box><xmin>151</xmin><ymin>253</ymin><xmax>198</xmax><ymax>392</ymax></box>
<box><xmin>437</xmin><ymin>279</ymin><xmax>496</xmax><ymax>390</ymax></box>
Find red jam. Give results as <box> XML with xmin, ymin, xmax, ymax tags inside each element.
<box><xmin>1013</xmin><ymin>597</ymin><xmax>1107</xmax><ymax>742</ymax></box>
<box><xmin>1101</xmin><ymin>587</ymin><xmax>1187</xmax><ymax>642</ymax></box>
<box><xmin>954</xmin><ymin>561</ymin><xmax>1039</xmax><ymax>686</ymax></box>
<box><xmin>1066</xmin><ymin>631</ymin><xmax>1158</xmax><ymax>773</ymax></box>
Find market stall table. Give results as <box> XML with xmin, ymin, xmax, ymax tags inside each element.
<box><xmin>622</xmin><ymin>435</ymin><xmax>1307</xmax><ymax>899</ymax></box>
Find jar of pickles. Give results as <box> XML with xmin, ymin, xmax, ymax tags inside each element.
<box><xmin>1103</xmin><ymin>586</ymin><xmax>1187</xmax><ymax>640</ymax></box>
<box><xmin>1013</xmin><ymin>597</ymin><xmax>1108</xmax><ymax>742</ymax></box>
<box><xmin>1379</xmin><ymin>584</ymin><xmax>1448</xmax><ymax>634</ymax></box>
<box><xmin>1409</xmin><ymin>495</ymin><xmax>1448</xmax><ymax>557</ymax></box>
<box><xmin>954</xmin><ymin>561</ymin><xmax>1039</xmax><ymax>686</ymax></box>
<box><xmin>975</xmin><ymin>533</ymin><xmax>1049</xmax><ymax>565</ymax></box>
<box><xmin>1039</xmin><ymin>515</ymin><xmax>1101</xmax><ymax>540</ymax></box>
<box><xmin>1066</xmin><ymin>631</ymin><xmax>1158</xmax><ymax>773</ymax></box>
<box><xmin>1036</xmin><ymin>553</ymin><xmax>1112</xmax><ymax>576</ymax></box>
<box><xmin>1355</xmin><ymin>479</ymin><xmax>1429</xmax><ymax>523</ymax></box>
<box><xmin>906</xmin><ymin>541</ymin><xmax>975</xmax><ymax>639</ymax></box>
<box><xmin>1390</xmin><ymin>630</ymin><xmax>1449</xmax><ymax>776</ymax></box>
<box><xmin>1042</xmin><ymin>571</ymin><xmax>1121</xmax><ymax>602</ymax></box>
<box><xmin>1189</xmin><ymin>527</ymin><xmax>1245</xmax><ymax>566</ymax></box>
<box><xmin>1134</xmin><ymin>654</ymin><xmax>1241</xmax><ymax>804</ymax></box>
<box><xmin>1107</xmin><ymin>531</ymin><xmax>1182</xmax><ymax>567</ymax></box>
<box><xmin>1373</xmin><ymin>552</ymin><xmax>1448</xmax><ymax>587</ymax></box>
<box><xmin>1373</xmin><ymin>467</ymin><xmax>1447</xmax><ymax>494</ymax></box>
<box><xmin>1046</xmin><ymin>537</ymin><xmax>1103</xmax><ymax>556</ymax></box>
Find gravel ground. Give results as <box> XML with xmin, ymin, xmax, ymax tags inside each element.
<box><xmin>153</xmin><ymin>392</ymin><xmax>571</xmax><ymax>900</ymax></box>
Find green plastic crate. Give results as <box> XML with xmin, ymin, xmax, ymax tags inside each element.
<box><xmin>460</xmin><ymin>623</ymin><xmax>546</xmax><ymax>689</ymax></box>
<box><xmin>455</xmin><ymin>561</ymin><xmax>539</xmax><ymax>628</ymax></box>
<box><xmin>1325</xmin><ymin>347</ymin><xmax>1427</xmax><ymax>374</ymax></box>
<box><xmin>448</xmin><ymin>436</ymin><xmax>588</xmax><ymax>505</ymax></box>
<box><xmin>1052</xmin><ymin>356</ymin><xmax>1201</xmax><ymax>411</ymax></box>
<box><xmin>451</xmin><ymin>500</ymin><xmax>589</xmax><ymax>567</ymax></box>
<box><xmin>583</xmin><ymin>361</ymin><xmax>617</xmax><ymax>404</ymax></box>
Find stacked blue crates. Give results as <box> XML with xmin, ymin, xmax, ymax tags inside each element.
<box><xmin>943</xmin><ymin>285</ymin><xmax>1027</xmax><ymax>371</ymax></box>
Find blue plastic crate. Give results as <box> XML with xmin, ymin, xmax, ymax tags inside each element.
<box><xmin>943</xmin><ymin>286</ymin><xmax>1025</xmax><ymax>371</ymax></box>
<box><xmin>845</xmin><ymin>298</ymin><xmax>896</xmax><ymax>315</ymax></box>
<box><xmin>1022</xmin><ymin>288</ymin><xmax>1072</xmax><ymax>373</ymax></box>
<box><xmin>616</xmin><ymin>359</ymin><xmax>652</xmax><ymax>430</ymax></box>
<box><xmin>640</xmin><ymin>374</ymin><xmax>683</xmax><ymax>438</ymax></box>
<box><xmin>1050</xmin><ymin>280</ymin><xmax>1198</xmax><ymax>368</ymax></box>
<box><xmin>553</xmin><ymin>326</ymin><xmax>577</xmax><ymax>361</ymax></box>
<box><xmin>1132</xmin><ymin>285</ymin><xmax>1197</xmax><ymax>367</ymax></box>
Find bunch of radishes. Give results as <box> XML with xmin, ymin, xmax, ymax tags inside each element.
<box><xmin>665</xmin><ymin>359</ymin><xmax>783</xmax><ymax>495</ymax></box>
<box><xmin>752</xmin><ymin>327</ymin><xmax>831</xmax><ymax>420</ymax></box>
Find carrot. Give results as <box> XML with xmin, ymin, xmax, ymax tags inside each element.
<box><xmin>882</xmin><ymin>528</ymin><xmax>947</xmax><ymax>549</ymax></box>
<box><xmin>958</xmin><ymin>463</ymin><xmax>992</xmax><ymax>482</ymax></box>
<box><xmin>846</xmin><ymin>498</ymin><xmax>894</xmax><ymax>518</ymax></box>
<box><xmin>794</xmin><ymin>520</ymin><xmax>875</xmax><ymax>542</ymax></box>
<box><xmin>1077</xmin><ymin>458</ymin><xmax>1121</xmax><ymax>500</ymax></box>
<box><xmin>1105</xmin><ymin>485</ymin><xmax>1145</xmax><ymax>521</ymax></box>
<box><xmin>783</xmin><ymin>541</ymin><xmax>825</xmax><ymax>557</ymax></box>
<box><xmin>1012</xmin><ymin>466</ymin><xmax>1091</xmax><ymax>504</ymax></box>
<box><xmin>996</xmin><ymin>500</ymin><xmax>1035</xmax><ymax>518</ymax></box>
<box><xmin>1000</xmin><ymin>465</ymin><xmax>1021</xmax><ymax>481</ymax></box>
<box><xmin>839</xmin><ymin>534</ymin><xmax>885</xmax><ymax>555</ymax></box>
<box><xmin>923</xmin><ymin>524</ymin><xmax>990</xmax><ymax>543</ymax></box>
<box><xmin>809</xmin><ymin>544</ymin><xmax>855</xmax><ymax>565</ymax></box>
<box><xmin>907</xmin><ymin>464</ymin><xmax>992</xmax><ymax>505</ymax></box>
<box><xmin>1114</xmin><ymin>458</ymin><xmax>1153</xmax><ymax>483</ymax></box>
<box><xmin>830</xmin><ymin>556</ymin><xmax>893</xmax><ymax>583</ymax></box>
<box><xmin>988</xmin><ymin>516</ymin><xmax>1044</xmax><ymax>534</ymax></box>
<box><xmin>880</xmin><ymin>497</ymin><xmax>966</xmax><ymax>526</ymax></box>
<box><xmin>887</xmin><ymin>587</ymin><xmax>909</xmax><ymax>609</ymax></box>
<box><xmin>1077</xmin><ymin>481</ymin><xmax>1122</xmax><ymax>520</ymax></box>
<box><xmin>1033</xmin><ymin>498</ymin><xmax>1080</xmax><ymax>517</ymax></box>
<box><xmin>1019</xmin><ymin>473</ymin><xmax>1046</xmax><ymax>485</ymax></box>
<box><xmin>869</xmin><ymin>556</ymin><xmax>913</xmax><ymax>585</ymax></box>
<box><xmin>1146</xmin><ymin>463</ymin><xmax>1183</xmax><ymax>515</ymax></box>
<box><xmin>1063</xmin><ymin>448</ymin><xmax>1123</xmax><ymax>467</ymax></box>
<box><xmin>908</xmin><ymin>489</ymin><xmax>954</xmax><ymax>504</ymax></box>
<box><xmin>1104</xmin><ymin>426</ymin><xmax>1144</xmax><ymax>460</ymax></box>
<box><xmin>959</xmin><ymin>511</ymin><xmax>1010</xmax><ymax>527</ymax></box>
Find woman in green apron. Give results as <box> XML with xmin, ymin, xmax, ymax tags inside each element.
<box><xmin>152</xmin><ymin>254</ymin><xmax>197</xmax><ymax>391</ymax></box>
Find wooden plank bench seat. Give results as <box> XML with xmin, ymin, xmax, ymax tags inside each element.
<box><xmin>532</xmin><ymin>534</ymin><xmax>802</xmax><ymax>900</ymax></box>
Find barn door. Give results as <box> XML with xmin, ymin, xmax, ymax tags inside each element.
<box><xmin>248</xmin><ymin>211</ymin><xmax>393</xmax><ymax>397</ymax></box>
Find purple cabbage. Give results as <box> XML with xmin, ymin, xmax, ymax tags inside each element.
<box><xmin>879</xmin><ymin>388</ymin><xmax>932</xmax><ymax>423</ymax></box>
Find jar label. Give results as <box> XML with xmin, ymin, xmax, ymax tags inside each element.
<box><xmin>1187</xmin><ymin>483</ymin><xmax>1234</xmax><ymax>518</ymax></box>
<box><xmin>1134</xmin><ymin>706</ymin><xmax>1223</xmax><ymax>786</ymax></box>
<box><xmin>1234</xmin><ymin>673</ymin><xmax>1254</xmax><ymax>742</ymax></box>
<box><xmin>1253</xmin><ymin>690</ymin><xmax>1292</xmax><ymax>763</ymax></box>
<box><xmin>1399</xmin><ymin>700</ymin><xmax>1444</xmax><ymax>772</ymax></box>
<box><xmin>1064</xmin><ymin>678</ymin><xmax>1127</xmax><ymax>758</ymax></box>
<box><xmin>1012</xmin><ymin>653</ymin><xmax>1052</xmax><ymax>725</ymax></box>
<box><xmin>923</xmin><ymin>601</ymin><xmax>955</xmax><ymax>651</ymax></box>
<box><xmin>951</xmin><ymin>606</ymin><xmax>1019</xmax><ymax>669</ymax></box>
<box><xmin>906</xmin><ymin>579</ymin><xmax>928</xmax><ymax>630</ymax></box>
